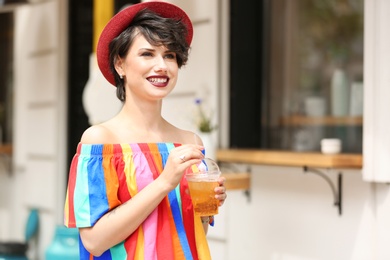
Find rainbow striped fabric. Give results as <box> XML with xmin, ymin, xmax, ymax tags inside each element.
<box><xmin>64</xmin><ymin>143</ymin><xmax>211</xmax><ymax>260</ymax></box>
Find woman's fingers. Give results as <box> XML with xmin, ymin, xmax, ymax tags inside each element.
<box><xmin>174</xmin><ymin>145</ymin><xmax>205</xmax><ymax>162</ymax></box>
<box><xmin>160</xmin><ymin>144</ymin><xmax>205</xmax><ymax>189</ymax></box>
<box><xmin>215</xmin><ymin>177</ymin><xmax>227</xmax><ymax>206</ymax></box>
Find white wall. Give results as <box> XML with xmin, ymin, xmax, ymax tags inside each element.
<box><xmin>0</xmin><ymin>1</ymin><xmax>68</xmax><ymax>259</ymax></box>
<box><xmin>363</xmin><ymin>0</ymin><xmax>390</xmax><ymax>183</ymax></box>
<box><xmin>216</xmin><ymin>166</ymin><xmax>378</xmax><ymax>260</ymax></box>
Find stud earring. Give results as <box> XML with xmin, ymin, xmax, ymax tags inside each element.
<box><xmin>120</xmin><ymin>74</ymin><xmax>123</xmax><ymax>79</ymax></box>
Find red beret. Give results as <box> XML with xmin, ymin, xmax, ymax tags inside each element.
<box><xmin>96</xmin><ymin>1</ymin><xmax>193</xmax><ymax>86</ymax></box>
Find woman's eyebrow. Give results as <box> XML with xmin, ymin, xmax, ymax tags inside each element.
<box><xmin>139</xmin><ymin>48</ymin><xmax>155</xmax><ymax>52</ymax></box>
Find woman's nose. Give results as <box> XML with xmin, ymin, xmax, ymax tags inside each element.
<box><xmin>155</xmin><ymin>56</ymin><xmax>168</xmax><ymax>73</ymax></box>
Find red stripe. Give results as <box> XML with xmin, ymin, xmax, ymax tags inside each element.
<box><xmin>156</xmin><ymin>198</ymin><xmax>175</xmax><ymax>259</ymax></box>
<box><xmin>124</xmin><ymin>229</ymin><xmax>138</xmax><ymax>259</ymax></box>
<box><xmin>114</xmin><ymin>144</ymin><xmax>132</xmax><ymax>202</ymax></box>
<box><xmin>181</xmin><ymin>176</ymin><xmax>198</xmax><ymax>259</ymax></box>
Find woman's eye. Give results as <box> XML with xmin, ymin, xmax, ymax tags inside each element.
<box><xmin>165</xmin><ymin>53</ymin><xmax>176</xmax><ymax>59</ymax></box>
<box><xmin>141</xmin><ymin>52</ymin><xmax>153</xmax><ymax>57</ymax></box>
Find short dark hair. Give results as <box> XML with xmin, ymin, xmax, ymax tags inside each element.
<box><xmin>108</xmin><ymin>8</ymin><xmax>191</xmax><ymax>101</ymax></box>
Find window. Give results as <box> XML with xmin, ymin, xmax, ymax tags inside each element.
<box><xmin>230</xmin><ymin>0</ymin><xmax>364</xmax><ymax>153</ymax></box>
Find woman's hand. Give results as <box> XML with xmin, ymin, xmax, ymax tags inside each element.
<box><xmin>215</xmin><ymin>176</ymin><xmax>227</xmax><ymax>206</ymax></box>
<box><xmin>160</xmin><ymin>144</ymin><xmax>205</xmax><ymax>190</ymax></box>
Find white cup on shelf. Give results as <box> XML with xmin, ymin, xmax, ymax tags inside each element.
<box><xmin>321</xmin><ymin>138</ymin><xmax>342</xmax><ymax>154</ymax></box>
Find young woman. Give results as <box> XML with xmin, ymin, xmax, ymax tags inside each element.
<box><xmin>64</xmin><ymin>2</ymin><xmax>227</xmax><ymax>259</ymax></box>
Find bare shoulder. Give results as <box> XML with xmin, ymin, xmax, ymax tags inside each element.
<box><xmin>80</xmin><ymin>124</ymin><xmax>115</xmax><ymax>144</ymax></box>
<box><xmin>192</xmin><ymin>132</ymin><xmax>204</xmax><ymax>146</ymax></box>
<box><xmin>172</xmin><ymin>127</ymin><xmax>204</xmax><ymax>145</ymax></box>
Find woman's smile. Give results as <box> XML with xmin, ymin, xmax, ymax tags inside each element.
<box><xmin>147</xmin><ymin>75</ymin><xmax>169</xmax><ymax>87</ymax></box>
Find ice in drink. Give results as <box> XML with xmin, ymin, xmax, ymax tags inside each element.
<box><xmin>187</xmin><ymin>178</ymin><xmax>219</xmax><ymax>216</ymax></box>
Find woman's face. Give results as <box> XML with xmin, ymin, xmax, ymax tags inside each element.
<box><xmin>116</xmin><ymin>34</ymin><xmax>179</xmax><ymax>102</ymax></box>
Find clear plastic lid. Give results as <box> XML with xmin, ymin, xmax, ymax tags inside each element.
<box><xmin>185</xmin><ymin>158</ymin><xmax>221</xmax><ymax>180</ymax></box>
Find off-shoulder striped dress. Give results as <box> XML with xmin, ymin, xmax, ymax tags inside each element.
<box><xmin>64</xmin><ymin>143</ymin><xmax>211</xmax><ymax>260</ymax></box>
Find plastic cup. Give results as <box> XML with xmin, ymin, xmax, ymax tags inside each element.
<box><xmin>185</xmin><ymin>158</ymin><xmax>221</xmax><ymax>216</ymax></box>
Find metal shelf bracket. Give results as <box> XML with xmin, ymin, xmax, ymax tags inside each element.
<box><xmin>303</xmin><ymin>166</ymin><xmax>342</xmax><ymax>215</ymax></box>
<box><xmin>244</xmin><ymin>165</ymin><xmax>251</xmax><ymax>202</ymax></box>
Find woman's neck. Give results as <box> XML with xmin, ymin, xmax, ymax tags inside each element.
<box><xmin>118</xmin><ymin>97</ymin><xmax>166</xmax><ymax>129</ymax></box>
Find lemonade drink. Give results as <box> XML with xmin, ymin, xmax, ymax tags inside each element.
<box><xmin>185</xmin><ymin>158</ymin><xmax>221</xmax><ymax>216</ymax></box>
<box><xmin>187</xmin><ymin>178</ymin><xmax>219</xmax><ymax>216</ymax></box>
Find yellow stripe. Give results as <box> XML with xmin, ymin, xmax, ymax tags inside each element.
<box><xmin>93</xmin><ymin>0</ymin><xmax>114</xmax><ymax>52</ymax></box>
<box><xmin>194</xmin><ymin>216</ymin><xmax>212</xmax><ymax>260</ymax></box>
<box><xmin>134</xmin><ymin>225</ymin><xmax>145</xmax><ymax>260</ymax></box>
<box><xmin>191</xmin><ymin>164</ymin><xmax>200</xmax><ymax>173</ymax></box>
<box><xmin>121</xmin><ymin>144</ymin><xmax>138</xmax><ymax>197</ymax></box>
<box><xmin>64</xmin><ymin>190</ymin><xmax>69</xmax><ymax>224</ymax></box>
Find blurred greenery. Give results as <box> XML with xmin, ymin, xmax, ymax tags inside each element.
<box><xmin>300</xmin><ymin>0</ymin><xmax>364</xmax><ymax>63</ymax></box>
<box><xmin>296</xmin><ymin>0</ymin><xmax>364</xmax><ymax>95</ymax></box>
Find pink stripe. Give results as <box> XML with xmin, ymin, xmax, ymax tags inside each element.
<box><xmin>130</xmin><ymin>144</ymin><xmax>158</xmax><ymax>260</ymax></box>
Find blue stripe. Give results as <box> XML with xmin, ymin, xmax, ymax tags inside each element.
<box><xmin>168</xmin><ymin>190</ymin><xmax>193</xmax><ymax>259</ymax></box>
<box><xmin>110</xmin><ymin>241</ymin><xmax>127</xmax><ymax>259</ymax></box>
<box><xmin>87</xmin><ymin>144</ymin><xmax>110</xmax><ymax>226</ymax></box>
<box><xmin>157</xmin><ymin>143</ymin><xmax>170</xmax><ymax>164</ymax></box>
<box><xmin>74</xmin><ymin>144</ymin><xmax>92</xmax><ymax>226</ymax></box>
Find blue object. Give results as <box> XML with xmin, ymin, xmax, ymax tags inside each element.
<box><xmin>25</xmin><ymin>209</ymin><xmax>39</xmax><ymax>242</ymax></box>
<box><xmin>45</xmin><ymin>225</ymin><xmax>79</xmax><ymax>260</ymax></box>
